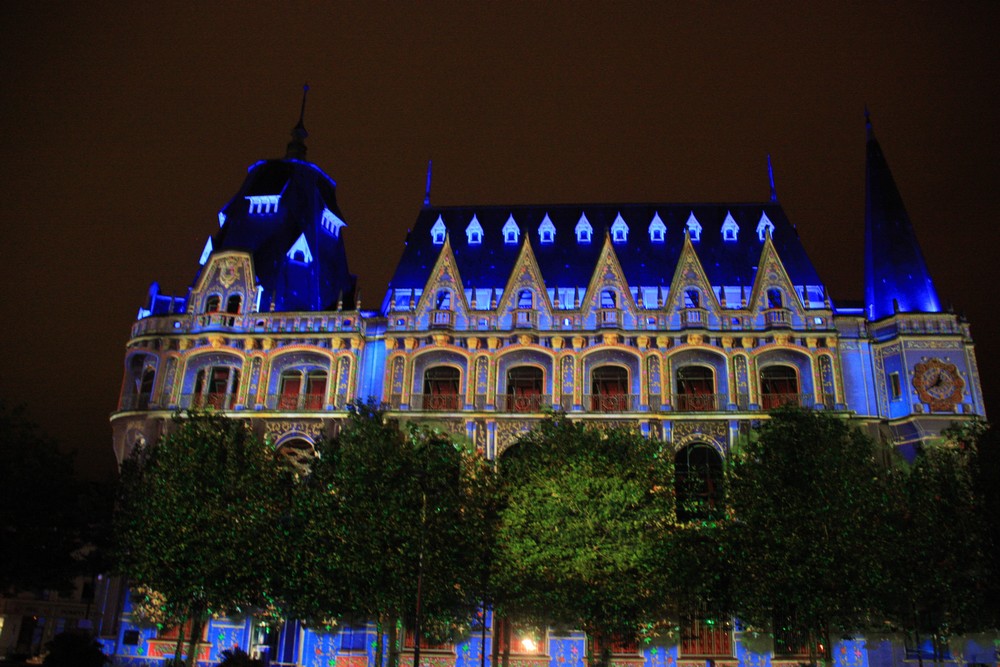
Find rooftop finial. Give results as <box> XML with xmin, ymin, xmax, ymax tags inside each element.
<box><xmin>767</xmin><ymin>153</ymin><xmax>778</xmax><ymax>203</ymax></box>
<box><xmin>285</xmin><ymin>84</ymin><xmax>310</xmax><ymax>160</ymax></box>
<box><xmin>423</xmin><ymin>159</ymin><xmax>433</xmax><ymax>207</ymax></box>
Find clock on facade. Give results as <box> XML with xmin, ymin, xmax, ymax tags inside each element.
<box><xmin>912</xmin><ymin>358</ymin><xmax>964</xmax><ymax>411</ymax></box>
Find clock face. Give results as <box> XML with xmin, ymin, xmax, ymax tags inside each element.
<box><xmin>913</xmin><ymin>358</ymin><xmax>964</xmax><ymax>411</ymax></box>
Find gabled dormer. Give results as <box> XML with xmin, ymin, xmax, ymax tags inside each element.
<box><xmin>430</xmin><ymin>215</ymin><xmax>447</xmax><ymax>245</ymax></box>
<box><xmin>648</xmin><ymin>213</ymin><xmax>666</xmax><ymax>243</ymax></box>
<box><xmin>685</xmin><ymin>211</ymin><xmax>702</xmax><ymax>242</ymax></box>
<box><xmin>756</xmin><ymin>211</ymin><xmax>775</xmax><ymax>241</ymax></box>
<box><xmin>414</xmin><ymin>235</ymin><xmax>468</xmax><ymax>331</ymax></box>
<box><xmin>189</xmin><ymin>251</ymin><xmax>258</xmax><ymax>323</ymax></box>
<box><xmin>747</xmin><ymin>237</ymin><xmax>807</xmax><ymax>330</ymax></box>
<box><xmin>497</xmin><ymin>240</ymin><xmax>551</xmax><ymax>329</ymax></box>
<box><xmin>286</xmin><ymin>233</ymin><xmax>313</xmax><ymax>264</ymax></box>
<box><xmin>663</xmin><ymin>235</ymin><xmax>720</xmax><ymax>329</ymax></box>
<box><xmin>581</xmin><ymin>234</ymin><xmax>636</xmax><ymax>329</ymax></box>
<box><xmin>502</xmin><ymin>214</ymin><xmax>520</xmax><ymax>245</ymax></box>
<box><xmin>610</xmin><ymin>212</ymin><xmax>629</xmax><ymax>243</ymax></box>
<box><xmin>466</xmin><ymin>214</ymin><xmax>484</xmax><ymax>245</ymax></box>
<box><xmin>538</xmin><ymin>213</ymin><xmax>556</xmax><ymax>245</ymax></box>
<box><xmin>721</xmin><ymin>211</ymin><xmax>739</xmax><ymax>242</ymax></box>
<box><xmin>575</xmin><ymin>213</ymin><xmax>593</xmax><ymax>243</ymax></box>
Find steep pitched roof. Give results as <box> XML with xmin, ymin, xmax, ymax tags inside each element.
<box><xmin>386</xmin><ymin>202</ymin><xmax>824</xmax><ymax>306</ymax></box>
<box><xmin>863</xmin><ymin>114</ymin><xmax>941</xmax><ymax>320</ymax></box>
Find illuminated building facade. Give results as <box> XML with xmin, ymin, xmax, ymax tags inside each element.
<box><xmin>104</xmin><ymin>113</ymin><xmax>986</xmax><ymax>666</ymax></box>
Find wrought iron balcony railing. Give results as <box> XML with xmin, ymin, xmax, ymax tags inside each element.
<box><xmin>674</xmin><ymin>393</ymin><xmax>726</xmax><ymax>412</ymax></box>
<box><xmin>181</xmin><ymin>393</ymin><xmax>237</xmax><ymax>410</ymax></box>
<box><xmin>408</xmin><ymin>393</ymin><xmax>461</xmax><ymax>411</ymax></box>
<box><xmin>265</xmin><ymin>393</ymin><xmax>327</xmax><ymax>411</ymax></box>
<box><xmin>584</xmin><ymin>393</ymin><xmax>639</xmax><ymax>412</ymax></box>
<box><xmin>497</xmin><ymin>393</ymin><xmax>551</xmax><ymax>413</ymax></box>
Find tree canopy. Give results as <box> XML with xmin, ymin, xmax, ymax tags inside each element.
<box><xmin>492</xmin><ymin>416</ymin><xmax>674</xmax><ymax>650</ymax></box>
<box><xmin>114</xmin><ymin>411</ymin><xmax>288</xmax><ymax>667</ymax></box>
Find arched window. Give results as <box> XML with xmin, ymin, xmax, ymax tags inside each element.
<box><xmin>226</xmin><ymin>294</ymin><xmax>242</xmax><ymax>314</ymax></box>
<box><xmin>760</xmin><ymin>365</ymin><xmax>799</xmax><ymax>410</ymax></box>
<box><xmin>591</xmin><ymin>365</ymin><xmax>630</xmax><ymax>412</ymax></box>
<box><xmin>674</xmin><ymin>443</ymin><xmax>724</xmax><ymax>522</ymax></box>
<box><xmin>517</xmin><ymin>289</ymin><xmax>533</xmax><ymax>309</ymax></box>
<box><xmin>278</xmin><ymin>370</ymin><xmax>302</xmax><ymax>410</ymax></box>
<box><xmin>676</xmin><ymin>365</ymin><xmax>715</xmax><ymax>411</ymax></box>
<box><xmin>505</xmin><ymin>366</ymin><xmax>544</xmax><ymax>412</ymax></box>
<box><xmin>436</xmin><ymin>290</ymin><xmax>452</xmax><ymax>310</ymax></box>
<box><xmin>600</xmin><ymin>289</ymin><xmax>617</xmax><ymax>309</ymax></box>
<box><xmin>422</xmin><ymin>366</ymin><xmax>461</xmax><ymax>411</ymax></box>
<box><xmin>278</xmin><ymin>369</ymin><xmax>329</xmax><ymax>410</ymax></box>
<box><xmin>684</xmin><ymin>289</ymin><xmax>700</xmax><ymax>309</ymax></box>
<box><xmin>766</xmin><ymin>288</ymin><xmax>784</xmax><ymax>310</ymax></box>
<box><xmin>193</xmin><ymin>366</ymin><xmax>240</xmax><ymax>409</ymax></box>
<box><xmin>137</xmin><ymin>368</ymin><xmax>155</xmax><ymax>409</ymax></box>
<box><xmin>275</xmin><ymin>438</ymin><xmax>317</xmax><ymax>475</ymax></box>
<box><xmin>205</xmin><ymin>295</ymin><xmax>221</xmax><ymax>313</ymax></box>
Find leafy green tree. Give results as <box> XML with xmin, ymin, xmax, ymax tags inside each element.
<box><xmin>889</xmin><ymin>437</ymin><xmax>989</xmax><ymax>652</ymax></box>
<box><xmin>276</xmin><ymin>402</ymin><xmax>498</xmax><ymax>667</ymax></box>
<box><xmin>0</xmin><ymin>400</ymin><xmax>108</xmax><ymax>593</ymax></box>
<box><xmin>492</xmin><ymin>416</ymin><xmax>673</xmax><ymax>667</ymax></box>
<box><xmin>727</xmin><ymin>407</ymin><xmax>900</xmax><ymax>666</ymax></box>
<box><xmin>114</xmin><ymin>411</ymin><xmax>288</xmax><ymax>667</ymax></box>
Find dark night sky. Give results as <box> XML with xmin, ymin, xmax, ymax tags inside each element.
<box><xmin>2</xmin><ymin>3</ymin><xmax>998</xmax><ymax>479</ymax></box>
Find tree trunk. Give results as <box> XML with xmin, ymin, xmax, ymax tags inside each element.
<box><xmin>387</xmin><ymin>614</ymin><xmax>399</xmax><ymax>667</ymax></box>
<box><xmin>491</xmin><ymin>615</ymin><xmax>500</xmax><ymax>667</ymax></box>
<box><xmin>184</xmin><ymin>612</ymin><xmax>205</xmax><ymax>667</ymax></box>
<box><xmin>501</xmin><ymin>619</ymin><xmax>511</xmax><ymax>667</ymax></box>
<box><xmin>171</xmin><ymin>612</ymin><xmax>187</xmax><ymax>666</ymax></box>
<box><xmin>375</xmin><ymin>616</ymin><xmax>384</xmax><ymax>667</ymax></box>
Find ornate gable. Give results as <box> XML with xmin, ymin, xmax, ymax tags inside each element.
<box><xmin>190</xmin><ymin>251</ymin><xmax>257</xmax><ymax>314</ymax></box>
<box><xmin>747</xmin><ymin>236</ymin><xmax>805</xmax><ymax>322</ymax></box>
<box><xmin>663</xmin><ymin>235</ymin><xmax>720</xmax><ymax>322</ymax></box>
<box><xmin>580</xmin><ymin>233</ymin><xmax>636</xmax><ymax>319</ymax></box>
<box><xmin>496</xmin><ymin>239</ymin><xmax>551</xmax><ymax>324</ymax></box>
<box><xmin>414</xmin><ymin>235</ymin><xmax>469</xmax><ymax>325</ymax></box>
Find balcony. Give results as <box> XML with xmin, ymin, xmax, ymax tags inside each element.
<box><xmin>182</xmin><ymin>393</ymin><xmax>237</xmax><ymax>410</ymax></box>
<box><xmin>265</xmin><ymin>393</ymin><xmax>327</xmax><ymax>411</ymax></box>
<box><xmin>409</xmin><ymin>393</ymin><xmax>461</xmax><ymax>411</ymax></box>
<box><xmin>759</xmin><ymin>392</ymin><xmax>809</xmax><ymax>410</ymax></box>
<box><xmin>585</xmin><ymin>393</ymin><xmax>639</xmax><ymax>412</ymax></box>
<box><xmin>429</xmin><ymin>309</ymin><xmax>454</xmax><ymax>329</ymax></box>
<box><xmin>674</xmin><ymin>393</ymin><xmax>726</xmax><ymax>412</ymax></box>
<box><xmin>597</xmin><ymin>309</ymin><xmax>620</xmax><ymax>328</ymax></box>
<box><xmin>764</xmin><ymin>307</ymin><xmax>791</xmax><ymax>329</ymax></box>
<box><xmin>513</xmin><ymin>309</ymin><xmax>536</xmax><ymax>328</ymax></box>
<box><xmin>197</xmin><ymin>312</ymin><xmax>241</xmax><ymax>329</ymax></box>
<box><xmin>681</xmin><ymin>307</ymin><xmax>708</xmax><ymax>329</ymax></box>
<box><xmin>498</xmin><ymin>393</ymin><xmax>551</xmax><ymax>413</ymax></box>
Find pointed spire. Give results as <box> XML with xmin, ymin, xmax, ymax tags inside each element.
<box><xmin>767</xmin><ymin>153</ymin><xmax>778</xmax><ymax>202</ymax></box>
<box><xmin>863</xmin><ymin>111</ymin><xmax>941</xmax><ymax>320</ymax></box>
<box><xmin>423</xmin><ymin>159</ymin><xmax>433</xmax><ymax>207</ymax></box>
<box><xmin>285</xmin><ymin>84</ymin><xmax>310</xmax><ymax>160</ymax></box>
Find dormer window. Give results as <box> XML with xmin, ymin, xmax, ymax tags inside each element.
<box><xmin>649</xmin><ymin>213</ymin><xmax>666</xmax><ymax>243</ymax></box>
<box><xmin>502</xmin><ymin>214</ymin><xmax>520</xmax><ymax>244</ymax></box>
<box><xmin>685</xmin><ymin>212</ymin><xmax>702</xmax><ymax>242</ymax></box>
<box><xmin>721</xmin><ymin>211</ymin><xmax>739</xmax><ymax>242</ymax></box>
<box><xmin>767</xmin><ymin>288</ymin><xmax>783</xmax><ymax>309</ymax></box>
<box><xmin>205</xmin><ymin>295</ymin><xmax>221</xmax><ymax>313</ymax></box>
<box><xmin>611</xmin><ymin>213</ymin><xmax>629</xmax><ymax>243</ymax></box>
<box><xmin>321</xmin><ymin>208</ymin><xmax>347</xmax><ymax>237</ymax></box>
<box><xmin>466</xmin><ymin>214</ymin><xmax>484</xmax><ymax>245</ymax></box>
<box><xmin>600</xmin><ymin>289</ymin><xmax>617</xmax><ymax>308</ymax></box>
<box><xmin>286</xmin><ymin>233</ymin><xmax>313</xmax><ymax>264</ymax></box>
<box><xmin>246</xmin><ymin>195</ymin><xmax>281</xmax><ymax>214</ymax></box>
<box><xmin>538</xmin><ymin>214</ymin><xmax>556</xmax><ymax>245</ymax></box>
<box><xmin>757</xmin><ymin>211</ymin><xmax>775</xmax><ymax>241</ymax></box>
<box><xmin>431</xmin><ymin>215</ymin><xmax>447</xmax><ymax>245</ymax></box>
<box><xmin>517</xmin><ymin>289</ymin><xmax>533</xmax><ymax>309</ymax></box>
<box><xmin>684</xmin><ymin>289</ymin><xmax>700</xmax><ymax>308</ymax></box>
<box><xmin>575</xmin><ymin>213</ymin><xmax>593</xmax><ymax>243</ymax></box>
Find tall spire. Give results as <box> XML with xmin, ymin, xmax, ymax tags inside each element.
<box><xmin>766</xmin><ymin>153</ymin><xmax>778</xmax><ymax>202</ymax></box>
<box><xmin>423</xmin><ymin>159</ymin><xmax>433</xmax><ymax>207</ymax></box>
<box><xmin>285</xmin><ymin>84</ymin><xmax>310</xmax><ymax>160</ymax></box>
<box><xmin>863</xmin><ymin>111</ymin><xmax>941</xmax><ymax>320</ymax></box>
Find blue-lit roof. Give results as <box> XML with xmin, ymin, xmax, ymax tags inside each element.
<box><xmin>863</xmin><ymin>120</ymin><xmax>941</xmax><ymax>320</ymax></box>
<box><xmin>387</xmin><ymin>203</ymin><xmax>824</xmax><ymax>297</ymax></box>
